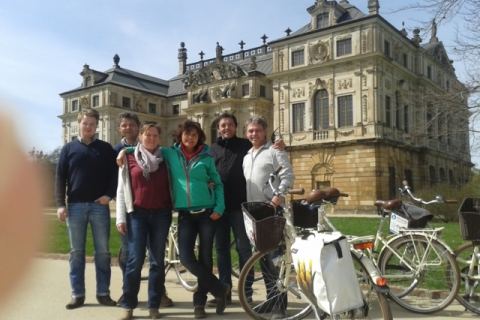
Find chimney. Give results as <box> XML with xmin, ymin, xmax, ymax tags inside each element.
<box><xmin>178</xmin><ymin>42</ymin><xmax>187</xmax><ymax>75</ymax></box>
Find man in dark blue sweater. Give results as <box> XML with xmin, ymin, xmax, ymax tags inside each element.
<box><xmin>55</xmin><ymin>108</ymin><xmax>117</xmax><ymax>310</ymax></box>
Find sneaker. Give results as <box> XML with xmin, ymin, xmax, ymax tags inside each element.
<box><xmin>97</xmin><ymin>295</ymin><xmax>117</xmax><ymax>306</ymax></box>
<box><xmin>215</xmin><ymin>284</ymin><xmax>231</xmax><ymax>315</ymax></box>
<box><xmin>65</xmin><ymin>296</ymin><xmax>85</xmax><ymax>310</ymax></box>
<box><xmin>194</xmin><ymin>306</ymin><xmax>206</xmax><ymax>319</ymax></box>
<box><xmin>120</xmin><ymin>309</ymin><xmax>133</xmax><ymax>320</ymax></box>
<box><xmin>160</xmin><ymin>293</ymin><xmax>174</xmax><ymax>307</ymax></box>
<box><xmin>149</xmin><ymin>308</ymin><xmax>160</xmax><ymax>319</ymax></box>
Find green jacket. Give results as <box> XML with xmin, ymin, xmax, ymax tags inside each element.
<box><xmin>161</xmin><ymin>144</ymin><xmax>225</xmax><ymax>214</ymax></box>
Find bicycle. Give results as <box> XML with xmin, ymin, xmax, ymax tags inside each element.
<box><xmin>237</xmin><ymin>170</ymin><xmax>392</xmax><ymax>320</ymax></box>
<box><xmin>455</xmin><ymin>197</ymin><xmax>480</xmax><ymax>315</ymax></box>
<box><xmin>351</xmin><ymin>180</ymin><xmax>460</xmax><ymax>313</ymax></box>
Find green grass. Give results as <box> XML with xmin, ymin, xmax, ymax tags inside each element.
<box><xmin>45</xmin><ymin>215</ymin><xmax>465</xmax><ymax>257</ymax></box>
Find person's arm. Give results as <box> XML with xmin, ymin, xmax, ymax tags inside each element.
<box><xmin>206</xmin><ymin>157</ymin><xmax>225</xmax><ymax>219</ymax></box>
<box><xmin>272</xmin><ymin>148</ymin><xmax>294</xmax><ymax>206</ymax></box>
<box><xmin>104</xmin><ymin>144</ymin><xmax>118</xmax><ymax>200</ymax></box>
<box><xmin>54</xmin><ymin>145</ymin><xmax>68</xmax><ymax>222</ymax></box>
<box><xmin>115</xmin><ymin>164</ymin><xmax>127</xmax><ymax>235</ymax></box>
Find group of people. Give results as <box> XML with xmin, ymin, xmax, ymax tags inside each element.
<box><xmin>55</xmin><ymin>109</ymin><xmax>293</xmax><ymax>319</ymax></box>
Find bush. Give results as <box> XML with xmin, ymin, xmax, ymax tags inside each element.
<box><xmin>408</xmin><ymin>173</ymin><xmax>480</xmax><ymax>222</ymax></box>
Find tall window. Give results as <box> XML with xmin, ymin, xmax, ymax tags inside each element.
<box><xmin>403</xmin><ymin>53</ymin><xmax>408</xmax><ymax>68</ymax></box>
<box><xmin>292</xmin><ymin>103</ymin><xmax>305</xmax><ymax>132</ymax></box>
<box><xmin>242</xmin><ymin>84</ymin><xmax>250</xmax><ymax>96</ymax></box>
<box><xmin>427</xmin><ymin>65</ymin><xmax>432</xmax><ymax>79</ymax></box>
<box><xmin>259</xmin><ymin>85</ymin><xmax>266</xmax><ymax>97</ymax></box>
<box><xmin>388</xmin><ymin>166</ymin><xmax>396</xmax><ymax>198</ymax></box>
<box><xmin>122</xmin><ymin>97</ymin><xmax>131</xmax><ymax>109</ymax></box>
<box><xmin>172</xmin><ymin>104</ymin><xmax>180</xmax><ymax>115</ymax></box>
<box><xmin>148</xmin><ymin>103</ymin><xmax>157</xmax><ymax>114</ymax></box>
<box><xmin>291</xmin><ymin>49</ymin><xmax>305</xmax><ymax>66</ymax></box>
<box><xmin>337</xmin><ymin>95</ymin><xmax>353</xmax><ymax>127</ymax></box>
<box><xmin>314</xmin><ymin>90</ymin><xmax>329</xmax><ymax>130</ymax></box>
<box><xmin>316</xmin><ymin>12</ymin><xmax>329</xmax><ymax>29</ymax></box>
<box><xmin>403</xmin><ymin>105</ymin><xmax>409</xmax><ymax>133</ymax></box>
<box><xmin>92</xmin><ymin>95</ymin><xmax>99</xmax><ymax>107</ymax></box>
<box><xmin>71</xmin><ymin>100</ymin><xmax>79</xmax><ymax>112</ymax></box>
<box><xmin>429</xmin><ymin>165</ymin><xmax>437</xmax><ymax>186</ymax></box>
<box><xmin>395</xmin><ymin>100</ymin><xmax>400</xmax><ymax>129</ymax></box>
<box><xmin>427</xmin><ymin>108</ymin><xmax>433</xmax><ymax>138</ymax></box>
<box><xmin>336</xmin><ymin>38</ymin><xmax>352</xmax><ymax>57</ymax></box>
<box><xmin>384</xmin><ymin>40</ymin><xmax>391</xmax><ymax>57</ymax></box>
<box><xmin>385</xmin><ymin>96</ymin><xmax>391</xmax><ymax>127</ymax></box>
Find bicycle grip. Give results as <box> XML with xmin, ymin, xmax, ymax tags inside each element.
<box><xmin>340</xmin><ymin>192</ymin><xmax>349</xmax><ymax>197</ymax></box>
<box><xmin>288</xmin><ymin>188</ymin><xmax>305</xmax><ymax>195</ymax></box>
<box><xmin>444</xmin><ymin>199</ymin><xmax>458</xmax><ymax>204</ymax></box>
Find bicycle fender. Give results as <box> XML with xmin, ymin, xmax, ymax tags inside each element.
<box><xmin>350</xmin><ymin>248</ymin><xmax>387</xmax><ymax>289</ymax></box>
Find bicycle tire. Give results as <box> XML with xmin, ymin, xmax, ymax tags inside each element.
<box><xmin>378</xmin><ymin>234</ymin><xmax>460</xmax><ymax>313</ymax></box>
<box><xmin>351</xmin><ymin>254</ymin><xmax>393</xmax><ymax>320</ymax></box>
<box><xmin>230</xmin><ymin>239</ymin><xmax>263</xmax><ymax>281</ymax></box>
<box><xmin>237</xmin><ymin>248</ymin><xmax>312</xmax><ymax>320</ymax></box>
<box><xmin>455</xmin><ymin>241</ymin><xmax>480</xmax><ymax>315</ymax></box>
<box><xmin>172</xmin><ymin>237</ymin><xmax>198</xmax><ymax>292</ymax></box>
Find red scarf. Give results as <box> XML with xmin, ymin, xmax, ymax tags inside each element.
<box><xmin>181</xmin><ymin>144</ymin><xmax>204</xmax><ymax>162</ymax></box>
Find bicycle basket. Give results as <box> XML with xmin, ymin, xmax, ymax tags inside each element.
<box><xmin>241</xmin><ymin>202</ymin><xmax>285</xmax><ymax>252</ymax></box>
<box><xmin>291</xmin><ymin>200</ymin><xmax>318</xmax><ymax>228</ymax></box>
<box><xmin>458</xmin><ymin>198</ymin><xmax>480</xmax><ymax>240</ymax></box>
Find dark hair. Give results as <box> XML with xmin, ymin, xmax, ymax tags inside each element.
<box><xmin>176</xmin><ymin>120</ymin><xmax>206</xmax><ymax>147</ymax></box>
<box><xmin>216</xmin><ymin>112</ymin><xmax>238</xmax><ymax>128</ymax></box>
<box><xmin>77</xmin><ymin>108</ymin><xmax>99</xmax><ymax>123</ymax></box>
<box><xmin>118</xmin><ymin>112</ymin><xmax>140</xmax><ymax>127</ymax></box>
<box><xmin>140</xmin><ymin>122</ymin><xmax>161</xmax><ymax>135</ymax></box>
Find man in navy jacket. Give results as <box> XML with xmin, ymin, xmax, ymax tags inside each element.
<box><xmin>55</xmin><ymin>108</ymin><xmax>117</xmax><ymax>310</ymax></box>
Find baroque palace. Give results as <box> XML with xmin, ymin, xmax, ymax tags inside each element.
<box><xmin>59</xmin><ymin>0</ymin><xmax>472</xmax><ymax>211</ymax></box>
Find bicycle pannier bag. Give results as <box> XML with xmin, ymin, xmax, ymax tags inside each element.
<box><xmin>292</xmin><ymin>231</ymin><xmax>364</xmax><ymax>315</ymax></box>
<box><xmin>458</xmin><ymin>197</ymin><xmax>480</xmax><ymax>240</ymax></box>
<box><xmin>241</xmin><ymin>202</ymin><xmax>285</xmax><ymax>252</ymax></box>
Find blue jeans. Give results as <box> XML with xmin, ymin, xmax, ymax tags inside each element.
<box><xmin>121</xmin><ymin>208</ymin><xmax>172</xmax><ymax>309</ymax></box>
<box><xmin>214</xmin><ymin>208</ymin><xmax>253</xmax><ymax>296</ymax></box>
<box><xmin>178</xmin><ymin>211</ymin><xmax>225</xmax><ymax>306</ymax></box>
<box><xmin>67</xmin><ymin>202</ymin><xmax>111</xmax><ymax>298</ymax></box>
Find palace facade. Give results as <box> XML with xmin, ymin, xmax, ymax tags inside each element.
<box><xmin>59</xmin><ymin>0</ymin><xmax>472</xmax><ymax>211</ymax></box>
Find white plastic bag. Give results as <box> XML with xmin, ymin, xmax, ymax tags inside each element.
<box><xmin>292</xmin><ymin>231</ymin><xmax>364</xmax><ymax>316</ymax></box>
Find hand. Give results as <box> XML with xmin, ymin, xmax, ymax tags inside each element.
<box><xmin>95</xmin><ymin>195</ymin><xmax>111</xmax><ymax>206</ymax></box>
<box><xmin>57</xmin><ymin>207</ymin><xmax>68</xmax><ymax>222</ymax></box>
<box><xmin>272</xmin><ymin>139</ymin><xmax>286</xmax><ymax>151</ymax></box>
<box><xmin>208</xmin><ymin>181</ymin><xmax>215</xmax><ymax>189</ymax></box>
<box><xmin>116</xmin><ymin>150</ymin><xmax>126</xmax><ymax>167</ymax></box>
<box><xmin>210</xmin><ymin>212</ymin><xmax>222</xmax><ymax>221</ymax></box>
<box><xmin>270</xmin><ymin>195</ymin><xmax>282</xmax><ymax>208</ymax></box>
<box><xmin>117</xmin><ymin>223</ymin><xmax>127</xmax><ymax>236</ymax></box>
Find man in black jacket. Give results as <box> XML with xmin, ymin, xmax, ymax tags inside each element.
<box><xmin>208</xmin><ymin>112</ymin><xmax>253</xmax><ymax>305</ymax></box>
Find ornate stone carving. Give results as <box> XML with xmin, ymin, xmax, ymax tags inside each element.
<box><xmin>192</xmin><ymin>89</ymin><xmax>209</xmax><ymax>104</ymax></box>
<box><xmin>278</xmin><ymin>51</ymin><xmax>284</xmax><ymax>72</ymax></box>
<box><xmin>292</xmin><ymin>87</ymin><xmax>305</xmax><ymax>98</ymax></box>
<box><xmin>308</xmin><ymin>78</ymin><xmax>328</xmax><ymax>96</ymax></box>
<box><xmin>183</xmin><ymin>61</ymin><xmax>246</xmax><ymax>88</ymax></box>
<box><xmin>293</xmin><ymin>133</ymin><xmax>307</xmax><ymax>141</ymax></box>
<box><xmin>337</xmin><ymin>129</ymin><xmax>354</xmax><ymax>137</ymax></box>
<box><xmin>362</xmin><ymin>95</ymin><xmax>368</xmax><ymax>122</ymax></box>
<box><xmin>362</xmin><ymin>75</ymin><xmax>367</xmax><ymax>87</ymax></box>
<box><xmin>80</xmin><ymin>97</ymin><xmax>89</xmax><ymax>109</ymax></box>
<box><xmin>337</xmin><ymin>79</ymin><xmax>352</xmax><ymax>90</ymax></box>
<box><xmin>308</xmin><ymin>40</ymin><xmax>330</xmax><ymax>64</ymax></box>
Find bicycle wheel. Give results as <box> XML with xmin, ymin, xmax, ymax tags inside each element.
<box><xmin>455</xmin><ymin>241</ymin><xmax>480</xmax><ymax>315</ymax></box>
<box><xmin>230</xmin><ymin>239</ymin><xmax>263</xmax><ymax>281</ymax></box>
<box><xmin>349</xmin><ymin>254</ymin><xmax>393</xmax><ymax>320</ymax></box>
<box><xmin>168</xmin><ymin>226</ymin><xmax>198</xmax><ymax>292</ymax></box>
<box><xmin>238</xmin><ymin>247</ymin><xmax>311</xmax><ymax>320</ymax></box>
<box><xmin>378</xmin><ymin>234</ymin><xmax>460</xmax><ymax>313</ymax></box>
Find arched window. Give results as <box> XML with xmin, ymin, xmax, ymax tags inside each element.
<box><xmin>314</xmin><ymin>90</ymin><xmax>329</xmax><ymax>130</ymax></box>
<box><xmin>210</xmin><ymin>119</ymin><xmax>219</xmax><ymax>144</ymax></box>
<box><xmin>429</xmin><ymin>165</ymin><xmax>437</xmax><ymax>186</ymax></box>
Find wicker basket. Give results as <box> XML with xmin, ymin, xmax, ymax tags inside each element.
<box><xmin>458</xmin><ymin>198</ymin><xmax>480</xmax><ymax>240</ymax></box>
<box><xmin>241</xmin><ymin>202</ymin><xmax>285</xmax><ymax>252</ymax></box>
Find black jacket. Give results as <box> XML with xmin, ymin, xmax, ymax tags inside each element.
<box><xmin>210</xmin><ymin>136</ymin><xmax>252</xmax><ymax>211</ymax></box>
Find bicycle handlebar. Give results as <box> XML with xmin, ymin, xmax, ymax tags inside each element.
<box><xmin>400</xmin><ymin>180</ymin><xmax>456</xmax><ymax>205</ymax></box>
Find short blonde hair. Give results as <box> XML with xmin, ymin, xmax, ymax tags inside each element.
<box><xmin>77</xmin><ymin>108</ymin><xmax>99</xmax><ymax>124</ymax></box>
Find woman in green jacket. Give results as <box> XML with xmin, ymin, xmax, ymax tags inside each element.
<box><xmin>163</xmin><ymin>120</ymin><xmax>229</xmax><ymax>319</ymax></box>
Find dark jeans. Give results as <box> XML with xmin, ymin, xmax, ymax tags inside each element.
<box><xmin>178</xmin><ymin>210</ymin><xmax>225</xmax><ymax>306</ymax></box>
<box><xmin>214</xmin><ymin>208</ymin><xmax>253</xmax><ymax>296</ymax></box>
<box><xmin>121</xmin><ymin>208</ymin><xmax>172</xmax><ymax>309</ymax></box>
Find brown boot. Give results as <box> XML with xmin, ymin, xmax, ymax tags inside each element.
<box><xmin>149</xmin><ymin>308</ymin><xmax>160</xmax><ymax>319</ymax></box>
<box><xmin>120</xmin><ymin>309</ymin><xmax>133</xmax><ymax>320</ymax></box>
<box><xmin>160</xmin><ymin>293</ymin><xmax>174</xmax><ymax>307</ymax></box>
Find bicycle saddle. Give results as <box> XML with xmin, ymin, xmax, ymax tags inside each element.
<box><xmin>305</xmin><ymin>188</ymin><xmax>340</xmax><ymax>204</ymax></box>
<box><xmin>374</xmin><ymin>199</ymin><xmax>402</xmax><ymax>210</ymax></box>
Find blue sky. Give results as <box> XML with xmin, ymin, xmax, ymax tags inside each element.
<box><xmin>0</xmin><ymin>0</ymin><xmax>471</xmax><ymax>161</ymax></box>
